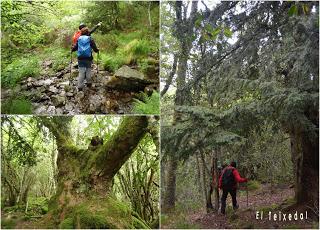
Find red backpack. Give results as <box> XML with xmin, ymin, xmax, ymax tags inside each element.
<box><xmin>72</xmin><ymin>31</ymin><xmax>81</xmax><ymax>45</ymax></box>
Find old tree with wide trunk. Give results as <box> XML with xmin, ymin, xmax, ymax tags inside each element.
<box><xmin>39</xmin><ymin>116</ymin><xmax>151</xmax><ymax>228</ymax></box>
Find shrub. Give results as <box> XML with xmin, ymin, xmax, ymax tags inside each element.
<box><xmin>122</xmin><ymin>39</ymin><xmax>150</xmax><ymax>58</ymax></box>
<box><xmin>132</xmin><ymin>91</ymin><xmax>160</xmax><ymax>114</ymax></box>
<box><xmin>59</xmin><ymin>218</ymin><xmax>74</xmax><ymax>229</ymax></box>
<box><xmin>101</xmin><ymin>53</ymin><xmax>128</xmax><ymax>72</ymax></box>
<box><xmin>94</xmin><ymin>33</ymin><xmax>120</xmax><ymax>52</ymax></box>
<box><xmin>1</xmin><ymin>56</ymin><xmax>40</xmax><ymax>88</ymax></box>
<box><xmin>247</xmin><ymin>180</ymin><xmax>261</xmax><ymax>191</ymax></box>
<box><xmin>1</xmin><ymin>219</ymin><xmax>16</xmax><ymax>229</ymax></box>
<box><xmin>1</xmin><ymin>98</ymin><xmax>32</xmax><ymax>114</ymax></box>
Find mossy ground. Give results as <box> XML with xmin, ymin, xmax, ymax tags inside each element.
<box><xmin>57</xmin><ymin>195</ymin><xmax>150</xmax><ymax>229</ymax></box>
<box><xmin>4</xmin><ymin>195</ymin><xmax>150</xmax><ymax>229</ymax></box>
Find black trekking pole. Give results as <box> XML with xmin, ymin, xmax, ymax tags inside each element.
<box><xmin>97</xmin><ymin>52</ymin><xmax>99</xmax><ymax>74</ymax></box>
<box><xmin>246</xmin><ymin>182</ymin><xmax>249</xmax><ymax>207</ymax></box>
<box><xmin>70</xmin><ymin>51</ymin><xmax>72</xmax><ymax>81</ymax></box>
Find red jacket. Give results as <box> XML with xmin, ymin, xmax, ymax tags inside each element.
<box><xmin>72</xmin><ymin>31</ymin><xmax>82</xmax><ymax>45</ymax></box>
<box><xmin>219</xmin><ymin>165</ymin><xmax>247</xmax><ymax>189</ymax></box>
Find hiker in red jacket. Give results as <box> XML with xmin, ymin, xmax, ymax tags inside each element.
<box><xmin>72</xmin><ymin>22</ymin><xmax>102</xmax><ymax>45</ymax></box>
<box><xmin>219</xmin><ymin>161</ymin><xmax>248</xmax><ymax>214</ymax></box>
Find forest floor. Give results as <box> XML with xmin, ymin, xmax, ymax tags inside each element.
<box><xmin>1</xmin><ymin>60</ymin><xmax>159</xmax><ymax>115</ymax></box>
<box><xmin>161</xmin><ymin>184</ymin><xmax>318</xmax><ymax>229</ymax></box>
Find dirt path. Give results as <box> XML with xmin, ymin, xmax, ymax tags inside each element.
<box><xmin>163</xmin><ymin>184</ymin><xmax>316</xmax><ymax>229</ymax></box>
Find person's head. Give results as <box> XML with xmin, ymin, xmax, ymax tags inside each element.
<box><xmin>79</xmin><ymin>23</ymin><xmax>86</xmax><ymax>30</ymax></box>
<box><xmin>230</xmin><ymin>161</ymin><xmax>237</xmax><ymax>168</ymax></box>
<box><xmin>81</xmin><ymin>27</ymin><xmax>89</xmax><ymax>35</ymax></box>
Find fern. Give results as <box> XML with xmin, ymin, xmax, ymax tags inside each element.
<box><xmin>132</xmin><ymin>91</ymin><xmax>160</xmax><ymax>115</ymax></box>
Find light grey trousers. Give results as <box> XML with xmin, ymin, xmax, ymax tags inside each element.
<box><xmin>78</xmin><ymin>67</ymin><xmax>92</xmax><ymax>89</ymax></box>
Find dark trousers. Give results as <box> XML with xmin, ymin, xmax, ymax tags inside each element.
<box><xmin>221</xmin><ymin>188</ymin><xmax>238</xmax><ymax>214</ymax></box>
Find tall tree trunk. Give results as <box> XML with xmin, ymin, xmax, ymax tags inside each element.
<box><xmin>162</xmin><ymin>0</ymin><xmax>199</xmax><ymax>213</ymax></box>
<box><xmin>162</xmin><ymin>154</ymin><xmax>177</xmax><ymax>212</ymax></box>
<box><xmin>290</xmin><ymin>125</ymin><xmax>319</xmax><ymax>205</ymax></box>
<box><xmin>213</xmin><ymin>151</ymin><xmax>220</xmax><ymax>212</ymax></box>
<box><xmin>200</xmin><ymin>151</ymin><xmax>211</xmax><ymax>212</ymax></box>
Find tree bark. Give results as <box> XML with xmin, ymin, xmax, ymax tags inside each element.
<box><xmin>200</xmin><ymin>151</ymin><xmax>211</xmax><ymax>212</ymax></box>
<box><xmin>162</xmin><ymin>154</ymin><xmax>178</xmax><ymax>212</ymax></box>
<box><xmin>290</xmin><ymin>124</ymin><xmax>319</xmax><ymax>205</ymax></box>
<box><xmin>212</xmin><ymin>151</ymin><xmax>220</xmax><ymax>212</ymax></box>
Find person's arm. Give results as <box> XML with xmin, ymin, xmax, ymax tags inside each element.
<box><xmin>233</xmin><ymin>169</ymin><xmax>247</xmax><ymax>183</ymax></box>
<box><xmin>89</xmin><ymin>22</ymin><xmax>102</xmax><ymax>35</ymax></box>
<box><xmin>90</xmin><ymin>39</ymin><xmax>99</xmax><ymax>53</ymax></box>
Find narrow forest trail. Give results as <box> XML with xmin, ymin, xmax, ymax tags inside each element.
<box><xmin>1</xmin><ymin>60</ymin><xmax>158</xmax><ymax>115</ymax></box>
<box><xmin>163</xmin><ymin>184</ymin><xmax>316</xmax><ymax>229</ymax></box>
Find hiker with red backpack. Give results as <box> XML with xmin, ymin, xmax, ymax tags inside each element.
<box><xmin>219</xmin><ymin>161</ymin><xmax>248</xmax><ymax>214</ymax></box>
<box><xmin>72</xmin><ymin>22</ymin><xmax>102</xmax><ymax>46</ymax></box>
<box><xmin>71</xmin><ymin>27</ymin><xmax>99</xmax><ymax>91</ymax></box>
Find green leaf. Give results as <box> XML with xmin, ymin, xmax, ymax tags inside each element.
<box><xmin>288</xmin><ymin>5</ymin><xmax>298</xmax><ymax>16</ymax></box>
<box><xmin>224</xmin><ymin>27</ymin><xmax>233</xmax><ymax>38</ymax></box>
<box><xmin>211</xmin><ymin>27</ymin><xmax>221</xmax><ymax>39</ymax></box>
<box><xmin>302</xmin><ymin>4</ymin><xmax>309</xmax><ymax>15</ymax></box>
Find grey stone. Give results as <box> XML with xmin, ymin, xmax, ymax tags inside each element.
<box><xmin>47</xmin><ymin>106</ymin><xmax>56</xmax><ymax>114</ymax></box>
<box><xmin>115</xmin><ymin>65</ymin><xmax>145</xmax><ymax>80</ymax></box>
<box><xmin>51</xmin><ymin>95</ymin><xmax>65</xmax><ymax>107</ymax></box>
<box><xmin>48</xmin><ymin>86</ymin><xmax>58</xmax><ymax>93</ymax></box>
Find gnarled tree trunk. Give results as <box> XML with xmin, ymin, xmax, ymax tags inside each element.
<box><xmin>40</xmin><ymin>116</ymin><xmax>148</xmax><ymax>228</ymax></box>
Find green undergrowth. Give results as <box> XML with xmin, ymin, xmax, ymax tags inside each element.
<box><xmin>160</xmin><ymin>201</ymin><xmax>202</xmax><ymax>229</ymax></box>
<box><xmin>1</xmin><ymin>55</ymin><xmax>40</xmax><ymax>88</ymax></box>
<box><xmin>58</xmin><ymin>196</ymin><xmax>150</xmax><ymax>229</ymax></box>
<box><xmin>247</xmin><ymin>180</ymin><xmax>261</xmax><ymax>191</ymax></box>
<box><xmin>160</xmin><ymin>213</ymin><xmax>200</xmax><ymax>229</ymax></box>
<box><xmin>1</xmin><ymin>97</ymin><xmax>33</xmax><ymax>114</ymax></box>
<box><xmin>97</xmin><ymin>30</ymin><xmax>158</xmax><ymax>73</ymax></box>
<box><xmin>40</xmin><ymin>47</ymin><xmax>70</xmax><ymax>72</ymax></box>
<box><xmin>1</xmin><ymin>219</ymin><xmax>17</xmax><ymax>229</ymax></box>
<box><xmin>132</xmin><ymin>91</ymin><xmax>160</xmax><ymax>114</ymax></box>
<box><xmin>226</xmin><ymin>206</ymin><xmax>255</xmax><ymax>229</ymax></box>
<box><xmin>1</xmin><ymin>46</ymin><xmax>70</xmax><ymax>89</ymax></box>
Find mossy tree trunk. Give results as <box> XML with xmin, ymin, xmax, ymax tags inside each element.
<box><xmin>40</xmin><ymin>116</ymin><xmax>148</xmax><ymax>223</ymax></box>
<box><xmin>287</xmin><ymin>108</ymin><xmax>318</xmax><ymax>206</ymax></box>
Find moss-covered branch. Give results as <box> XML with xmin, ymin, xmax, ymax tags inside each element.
<box><xmin>39</xmin><ymin>116</ymin><xmax>74</xmax><ymax>151</ymax></box>
<box><xmin>93</xmin><ymin>116</ymin><xmax>148</xmax><ymax>180</ymax></box>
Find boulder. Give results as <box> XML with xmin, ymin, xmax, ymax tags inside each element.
<box><xmin>106</xmin><ymin>65</ymin><xmax>156</xmax><ymax>91</ymax></box>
